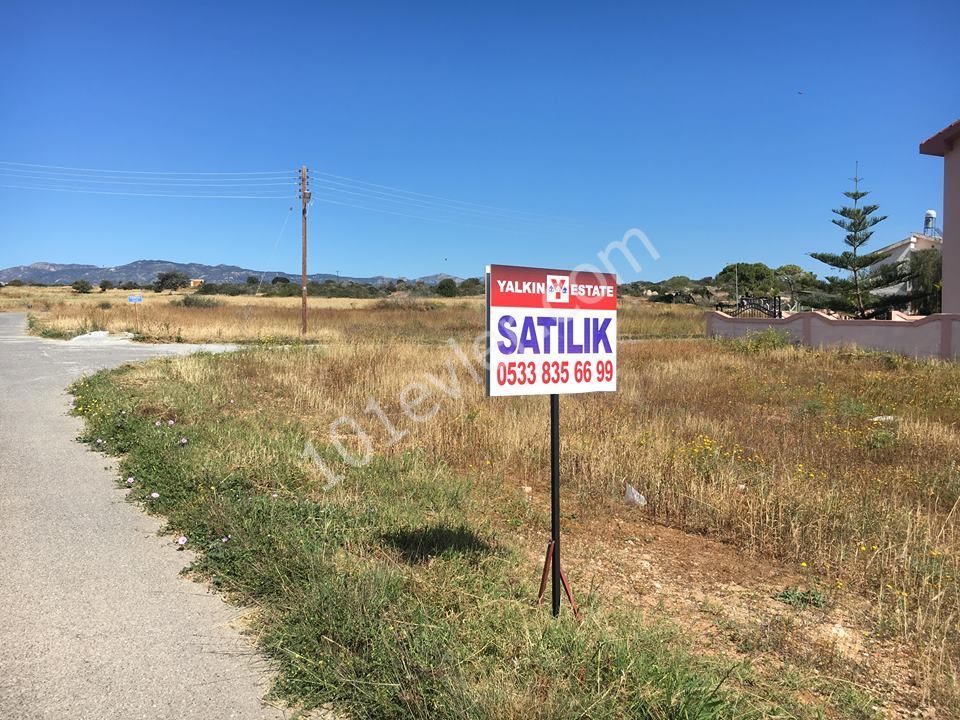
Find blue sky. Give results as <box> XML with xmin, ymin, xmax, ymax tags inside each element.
<box><xmin>0</xmin><ymin>1</ymin><xmax>956</xmax><ymax>282</ymax></box>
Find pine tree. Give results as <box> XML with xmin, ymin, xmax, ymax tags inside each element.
<box><xmin>809</xmin><ymin>166</ymin><xmax>907</xmax><ymax>318</ymax></box>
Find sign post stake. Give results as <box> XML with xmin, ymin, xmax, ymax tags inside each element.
<box><xmin>550</xmin><ymin>392</ymin><xmax>561</xmax><ymax>617</ymax></box>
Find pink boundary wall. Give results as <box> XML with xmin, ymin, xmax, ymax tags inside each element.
<box><xmin>706</xmin><ymin>311</ymin><xmax>960</xmax><ymax>360</ymax></box>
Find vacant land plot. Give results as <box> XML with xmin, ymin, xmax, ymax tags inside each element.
<box><xmin>1</xmin><ymin>285</ymin><xmax>705</xmax><ymax>343</ymax></box>
<box><xmin>67</xmin><ymin>305</ymin><xmax>960</xmax><ymax>716</ymax></box>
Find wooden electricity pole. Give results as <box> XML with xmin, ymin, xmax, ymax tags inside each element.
<box><xmin>300</xmin><ymin>165</ymin><xmax>310</xmax><ymax>335</ymax></box>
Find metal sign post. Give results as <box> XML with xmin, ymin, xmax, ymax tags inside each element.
<box><xmin>550</xmin><ymin>392</ymin><xmax>561</xmax><ymax>617</ymax></box>
<box><xmin>485</xmin><ymin>264</ymin><xmax>617</xmax><ymax>619</ymax></box>
<box><xmin>128</xmin><ymin>294</ymin><xmax>143</xmax><ymax>334</ymax></box>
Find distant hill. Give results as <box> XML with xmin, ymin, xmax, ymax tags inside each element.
<box><xmin>0</xmin><ymin>260</ymin><xmax>463</xmax><ymax>287</ymax></box>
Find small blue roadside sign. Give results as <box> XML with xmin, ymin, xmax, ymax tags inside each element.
<box><xmin>128</xmin><ymin>295</ymin><xmax>143</xmax><ymax>304</ymax></box>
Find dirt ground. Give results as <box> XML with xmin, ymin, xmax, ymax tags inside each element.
<box><xmin>513</xmin><ymin>492</ymin><xmax>940</xmax><ymax>719</ymax></box>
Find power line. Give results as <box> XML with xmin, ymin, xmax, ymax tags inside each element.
<box><xmin>0</xmin><ymin>160</ymin><xmax>294</xmax><ymax>176</ymax></box>
<box><xmin>308</xmin><ymin>193</ymin><xmax>537</xmax><ymax>233</ymax></box>
<box><xmin>312</xmin><ymin>168</ymin><xmax>589</xmax><ymax>227</ymax></box>
<box><xmin>307</xmin><ymin>176</ymin><xmax>569</xmax><ymax>228</ymax></box>
<box><xmin>253</xmin><ymin>204</ymin><xmax>296</xmax><ymax>294</ymax></box>
<box><xmin>0</xmin><ymin>170</ymin><xmax>296</xmax><ymax>188</ymax></box>
<box><xmin>0</xmin><ymin>183</ymin><xmax>295</xmax><ymax>200</ymax></box>
<box><xmin>0</xmin><ymin>159</ymin><xmax>606</xmax><ymax>233</ymax></box>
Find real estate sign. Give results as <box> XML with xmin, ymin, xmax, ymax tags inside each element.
<box><xmin>486</xmin><ymin>264</ymin><xmax>617</xmax><ymax>396</ymax></box>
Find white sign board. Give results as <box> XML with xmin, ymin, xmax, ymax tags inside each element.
<box><xmin>127</xmin><ymin>295</ymin><xmax>143</xmax><ymax>304</ymax></box>
<box><xmin>486</xmin><ymin>264</ymin><xmax>617</xmax><ymax>396</ymax></box>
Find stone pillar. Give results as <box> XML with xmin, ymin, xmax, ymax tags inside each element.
<box><xmin>921</xmin><ymin>120</ymin><xmax>960</xmax><ymax>314</ymax></box>
<box><xmin>944</xmin><ymin>146</ymin><xmax>960</xmax><ymax>313</ymax></box>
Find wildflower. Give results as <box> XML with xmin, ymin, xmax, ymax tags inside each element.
<box><xmin>95</xmin><ymin>438</ymin><xmax>104</xmax><ymax>445</ymax></box>
<box><xmin>179</xmin><ymin>437</ymin><xmax>188</xmax><ymax>445</ymax></box>
<box><xmin>177</xmin><ymin>536</ymin><xmax>187</xmax><ymax>546</ymax></box>
<box><xmin>221</xmin><ymin>535</ymin><xmax>231</xmax><ymax>543</ymax></box>
<box><xmin>271</xmin><ymin>493</ymin><xmax>278</xmax><ymax>499</ymax></box>
<box><xmin>126</xmin><ymin>477</ymin><xmax>135</xmax><ymax>485</ymax></box>
<box><xmin>800</xmin><ymin>562</ymin><xmax>808</xmax><ymax>568</ymax></box>
<box><xmin>154</xmin><ymin>420</ymin><xmax>161</xmax><ymax>427</ymax></box>
<box><xmin>167</xmin><ymin>419</ymin><xmax>175</xmax><ymax>426</ymax></box>
<box><xmin>150</xmin><ymin>492</ymin><xmax>160</xmax><ymax>499</ymax></box>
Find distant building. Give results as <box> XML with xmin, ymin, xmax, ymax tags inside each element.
<box><xmin>868</xmin><ymin>212</ymin><xmax>942</xmax><ymax>300</ymax></box>
<box><xmin>190</xmin><ymin>278</ymin><xmax>205</xmax><ymax>288</ymax></box>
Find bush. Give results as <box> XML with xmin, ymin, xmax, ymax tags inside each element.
<box><xmin>436</xmin><ymin>278</ymin><xmax>458</xmax><ymax>297</ymax></box>
<box><xmin>730</xmin><ymin>328</ymin><xmax>792</xmax><ymax>353</ymax></box>
<box><xmin>171</xmin><ymin>294</ymin><xmax>220</xmax><ymax>308</ymax></box>
<box><xmin>372</xmin><ymin>297</ymin><xmax>441</xmax><ymax>312</ymax></box>
<box><xmin>458</xmin><ymin>278</ymin><xmax>484</xmax><ymax>296</ymax></box>
<box><xmin>71</xmin><ymin>280</ymin><xmax>93</xmax><ymax>294</ymax></box>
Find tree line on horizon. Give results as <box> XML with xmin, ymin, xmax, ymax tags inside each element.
<box><xmin>3</xmin><ymin>177</ymin><xmax>943</xmax><ymax>316</ymax></box>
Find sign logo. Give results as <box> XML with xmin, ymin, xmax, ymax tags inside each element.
<box><xmin>546</xmin><ymin>275</ymin><xmax>569</xmax><ymax>303</ymax></box>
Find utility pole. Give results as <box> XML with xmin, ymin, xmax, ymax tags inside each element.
<box><xmin>299</xmin><ymin>165</ymin><xmax>310</xmax><ymax>335</ymax></box>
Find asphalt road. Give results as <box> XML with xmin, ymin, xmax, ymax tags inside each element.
<box><xmin>0</xmin><ymin>313</ymin><xmax>286</xmax><ymax>719</ymax></box>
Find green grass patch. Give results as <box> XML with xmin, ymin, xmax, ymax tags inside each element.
<box><xmin>774</xmin><ymin>587</ymin><xmax>828</xmax><ymax>610</ymax></box>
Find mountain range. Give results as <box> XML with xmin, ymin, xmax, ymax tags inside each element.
<box><xmin>0</xmin><ymin>260</ymin><xmax>462</xmax><ymax>287</ymax></box>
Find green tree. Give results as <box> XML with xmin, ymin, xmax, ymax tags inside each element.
<box><xmin>153</xmin><ymin>271</ymin><xmax>190</xmax><ymax>292</ymax></box>
<box><xmin>809</xmin><ymin>171</ymin><xmax>907</xmax><ymax>318</ymax></box>
<box><xmin>457</xmin><ymin>277</ymin><xmax>484</xmax><ymax>296</ymax></box>
<box><xmin>774</xmin><ymin>264</ymin><xmax>819</xmax><ymax>306</ymax></box>
<box><xmin>246</xmin><ymin>275</ymin><xmax>259</xmax><ymax>285</ymax></box>
<box><xmin>436</xmin><ymin>278</ymin><xmax>458</xmax><ymax>297</ymax></box>
<box><xmin>99</xmin><ymin>279</ymin><xmax>114</xmax><ymax>292</ymax></box>
<box><xmin>271</xmin><ymin>276</ymin><xmax>291</xmax><ymax>285</ymax></box>
<box><xmin>908</xmin><ymin>248</ymin><xmax>942</xmax><ymax>315</ymax></box>
<box><xmin>71</xmin><ymin>280</ymin><xmax>93</xmax><ymax>294</ymax></box>
<box><xmin>715</xmin><ymin>263</ymin><xmax>777</xmax><ymax>297</ymax></box>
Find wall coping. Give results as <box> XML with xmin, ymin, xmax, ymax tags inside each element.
<box><xmin>708</xmin><ymin>311</ymin><xmax>960</xmax><ymax>328</ymax></box>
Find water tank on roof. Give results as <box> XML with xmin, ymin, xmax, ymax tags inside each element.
<box><xmin>924</xmin><ymin>209</ymin><xmax>937</xmax><ymax>235</ymax></box>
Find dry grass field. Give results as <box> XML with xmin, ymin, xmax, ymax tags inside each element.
<box><xmin>0</xmin><ymin>285</ymin><xmax>705</xmax><ymax>343</ymax></box>
<box><xmin>13</xmin><ymin>285</ymin><xmax>959</xmax><ymax>715</ymax></box>
<box><xmin>187</xmin><ymin>338</ymin><xmax>960</xmax><ymax>706</ymax></box>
